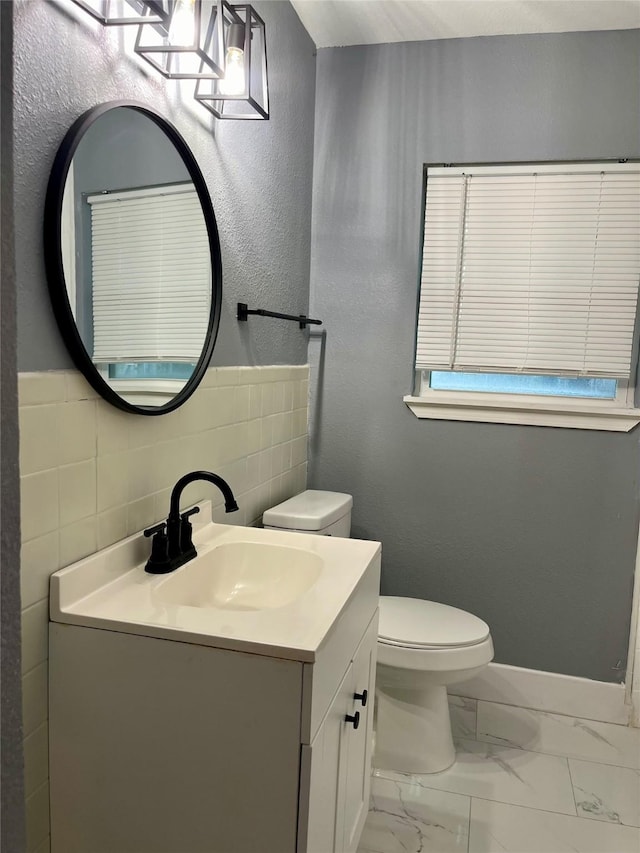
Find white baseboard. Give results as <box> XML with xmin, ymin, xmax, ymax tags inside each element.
<box><xmin>632</xmin><ymin>689</ymin><xmax>640</xmax><ymax>728</ymax></box>
<box><xmin>448</xmin><ymin>662</ymin><xmax>631</xmax><ymax>726</ymax></box>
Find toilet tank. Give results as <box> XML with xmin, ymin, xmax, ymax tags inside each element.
<box><xmin>262</xmin><ymin>490</ymin><xmax>353</xmax><ymax>537</ymax></box>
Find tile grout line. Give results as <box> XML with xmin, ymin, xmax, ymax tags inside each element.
<box><xmin>462</xmin><ymin>729</ymin><xmax>639</xmax><ymax>772</ymax></box>
<box><xmin>371</xmin><ymin>768</ymin><xmax>639</xmax><ymax>828</ymax></box>
<box><xmin>25</xmin><ymin>777</ymin><xmax>49</xmax><ymax>803</ymax></box>
<box><xmin>21</xmin><ymin>596</ymin><xmax>50</xmax><ymax>614</ymax></box>
<box><xmin>573</xmin><ymin>812</ymin><xmax>640</xmax><ymax>830</ymax></box>
<box><xmin>564</xmin><ymin>753</ymin><xmax>640</xmax><ymax>772</ymax></box>
<box><xmin>457</xmin><ymin>695</ymin><xmax>632</xmax><ymax>729</ymax></box>
<box><xmin>473</xmin><ymin>696</ymin><xmax>640</xmax><ymax>732</ymax></box>
<box><xmin>24</xmin><ymin>720</ymin><xmax>48</xmax><ymax>740</ymax></box>
<box><xmin>566</xmin><ymin>756</ymin><xmax>579</xmax><ymax>817</ymax></box>
<box><xmin>374</xmin><ymin>750</ymin><xmax>581</xmax><ymax>823</ymax></box>
<box><xmin>21</xmin><ymin>660</ymin><xmax>48</xmax><ymax>680</ymax></box>
<box><xmin>25</xmin><ymin>780</ymin><xmax>50</xmax><ymax>853</ymax></box>
<box><xmin>368</xmin><ymin>774</ymin><xmax>640</xmax><ymax>853</ymax></box>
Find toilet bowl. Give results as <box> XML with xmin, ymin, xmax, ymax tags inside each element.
<box><xmin>375</xmin><ymin>596</ymin><xmax>493</xmax><ymax>773</ymax></box>
<box><xmin>262</xmin><ymin>491</ymin><xmax>494</xmax><ymax>775</ymax></box>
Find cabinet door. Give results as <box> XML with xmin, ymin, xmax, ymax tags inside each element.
<box><xmin>298</xmin><ymin>611</ymin><xmax>378</xmax><ymax>853</ymax></box>
<box><xmin>337</xmin><ymin>614</ymin><xmax>378</xmax><ymax>853</ymax></box>
<box><xmin>299</xmin><ymin>663</ymin><xmax>353</xmax><ymax>853</ymax></box>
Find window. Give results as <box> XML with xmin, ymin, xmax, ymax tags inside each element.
<box><xmin>88</xmin><ymin>182</ymin><xmax>210</xmax><ymax>367</ymax></box>
<box><xmin>107</xmin><ymin>362</ymin><xmax>196</xmax><ymax>381</ymax></box>
<box><xmin>88</xmin><ymin>182</ymin><xmax>210</xmax><ymax>406</ymax></box>
<box><xmin>404</xmin><ymin>162</ymin><xmax>640</xmax><ymax>431</ymax></box>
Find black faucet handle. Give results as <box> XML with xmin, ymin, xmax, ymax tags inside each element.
<box><xmin>181</xmin><ymin>506</ymin><xmax>200</xmax><ymax>521</ymax></box>
<box><xmin>179</xmin><ymin>506</ymin><xmax>200</xmax><ymax>557</ymax></box>
<box><xmin>144</xmin><ymin>523</ymin><xmax>172</xmax><ymax>574</ymax></box>
<box><xmin>144</xmin><ymin>522</ymin><xmax>167</xmax><ymax>538</ymax></box>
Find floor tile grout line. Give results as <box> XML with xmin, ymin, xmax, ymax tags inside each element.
<box><xmin>482</xmin><ymin>740</ymin><xmax>639</xmax><ymax>772</ymax></box>
<box><xmin>571</xmin><ymin>754</ymin><xmax>640</xmax><ymax>772</ymax></box>
<box><xmin>370</xmin><ymin>775</ymin><xmax>640</xmax><ymax>835</ymax></box>
<box><xmin>566</xmin><ymin>755</ymin><xmax>640</xmax><ymax>829</ymax></box>
<box><xmin>372</xmin><ymin>778</ymin><xmax>581</xmax><ymax>822</ymax></box>
<box><xmin>472</xmin><ymin>697</ymin><xmax>635</xmax><ymax>730</ymax></box>
<box><xmin>365</xmin><ymin>784</ymin><xmax>640</xmax><ymax>853</ymax></box>
<box><xmin>566</xmin><ymin>756</ymin><xmax>579</xmax><ymax>817</ymax></box>
<box><xmin>453</xmin><ymin>733</ymin><xmax>639</xmax><ymax>772</ymax></box>
<box><xmin>572</xmin><ymin>811</ymin><xmax>640</xmax><ymax>830</ymax></box>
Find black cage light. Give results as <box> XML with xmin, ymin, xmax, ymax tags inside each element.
<box><xmin>194</xmin><ymin>2</ymin><xmax>268</xmax><ymax>120</ymax></box>
<box><xmin>70</xmin><ymin>0</ymin><xmax>168</xmax><ymax>26</ymax></box>
<box><xmin>134</xmin><ymin>0</ymin><xmax>225</xmax><ymax>80</ymax></box>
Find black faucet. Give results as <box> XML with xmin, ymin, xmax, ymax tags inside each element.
<box><xmin>144</xmin><ymin>471</ymin><xmax>239</xmax><ymax>574</ymax></box>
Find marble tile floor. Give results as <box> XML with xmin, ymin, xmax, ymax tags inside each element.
<box><xmin>358</xmin><ymin>697</ymin><xmax>640</xmax><ymax>853</ymax></box>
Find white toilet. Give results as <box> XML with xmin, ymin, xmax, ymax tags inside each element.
<box><xmin>262</xmin><ymin>490</ymin><xmax>494</xmax><ymax>775</ymax></box>
<box><xmin>375</xmin><ymin>596</ymin><xmax>493</xmax><ymax>773</ymax></box>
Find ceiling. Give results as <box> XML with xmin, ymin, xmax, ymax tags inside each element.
<box><xmin>290</xmin><ymin>0</ymin><xmax>640</xmax><ymax>48</ymax></box>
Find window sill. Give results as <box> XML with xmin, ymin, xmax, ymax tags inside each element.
<box><xmin>403</xmin><ymin>394</ymin><xmax>640</xmax><ymax>432</ymax></box>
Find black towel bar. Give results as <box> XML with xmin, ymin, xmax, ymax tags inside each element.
<box><xmin>237</xmin><ymin>302</ymin><xmax>323</xmax><ymax>330</ymax></box>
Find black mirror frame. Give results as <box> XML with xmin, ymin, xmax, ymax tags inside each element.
<box><xmin>43</xmin><ymin>100</ymin><xmax>223</xmax><ymax>416</ymax></box>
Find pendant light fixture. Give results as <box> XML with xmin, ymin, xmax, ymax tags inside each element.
<box><xmin>70</xmin><ymin>0</ymin><xmax>168</xmax><ymax>26</ymax></box>
<box><xmin>64</xmin><ymin>0</ymin><xmax>268</xmax><ymax>121</ymax></box>
<box><xmin>134</xmin><ymin>0</ymin><xmax>225</xmax><ymax>80</ymax></box>
<box><xmin>194</xmin><ymin>2</ymin><xmax>268</xmax><ymax>120</ymax></box>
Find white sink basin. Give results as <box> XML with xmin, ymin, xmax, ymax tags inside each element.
<box><xmin>49</xmin><ymin>500</ymin><xmax>381</xmax><ymax>662</ymax></box>
<box><xmin>155</xmin><ymin>542</ymin><xmax>323</xmax><ymax>611</ymax></box>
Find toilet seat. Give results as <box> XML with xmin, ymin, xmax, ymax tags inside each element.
<box><xmin>378</xmin><ymin>596</ymin><xmax>490</xmax><ymax>649</ymax></box>
<box><xmin>377</xmin><ymin>634</ymin><xmax>494</xmax><ymax>672</ymax></box>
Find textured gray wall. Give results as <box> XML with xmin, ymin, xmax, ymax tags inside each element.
<box><xmin>1</xmin><ymin>3</ymin><xmax>26</xmax><ymax>849</ymax></box>
<box><xmin>309</xmin><ymin>30</ymin><xmax>640</xmax><ymax>683</ymax></box>
<box><xmin>15</xmin><ymin>0</ymin><xmax>316</xmax><ymax>371</ymax></box>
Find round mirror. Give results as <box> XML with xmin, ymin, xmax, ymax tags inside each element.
<box><xmin>44</xmin><ymin>101</ymin><xmax>222</xmax><ymax>415</ymax></box>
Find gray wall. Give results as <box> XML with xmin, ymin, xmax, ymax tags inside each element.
<box><xmin>309</xmin><ymin>29</ymin><xmax>640</xmax><ymax>683</ymax></box>
<box><xmin>1</xmin><ymin>3</ymin><xmax>26</xmax><ymax>849</ymax></box>
<box><xmin>15</xmin><ymin>0</ymin><xmax>316</xmax><ymax>371</ymax></box>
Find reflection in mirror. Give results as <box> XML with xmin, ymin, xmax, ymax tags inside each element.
<box><xmin>46</xmin><ymin>103</ymin><xmax>221</xmax><ymax>414</ymax></box>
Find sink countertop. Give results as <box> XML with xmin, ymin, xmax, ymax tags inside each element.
<box><xmin>50</xmin><ymin>503</ymin><xmax>382</xmax><ymax>662</ymax></box>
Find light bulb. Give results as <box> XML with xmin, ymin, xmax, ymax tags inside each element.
<box><xmin>168</xmin><ymin>0</ymin><xmax>196</xmax><ymax>46</ymax></box>
<box><xmin>220</xmin><ymin>46</ymin><xmax>245</xmax><ymax>95</ymax></box>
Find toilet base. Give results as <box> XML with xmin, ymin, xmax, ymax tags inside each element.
<box><xmin>373</xmin><ymin>682</ymin><xmax>455</xmax><ymax>774</ymax></box>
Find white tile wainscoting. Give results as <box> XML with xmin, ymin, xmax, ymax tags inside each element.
<box><xmin>19</xmin><ymin>365</ymin><xmax>309</xmax><ymax>853</ymax></box>
<box><xmin>360</xmin><ymin>697</ymin><xmax>640</xmax><ymax>853</ymax></box>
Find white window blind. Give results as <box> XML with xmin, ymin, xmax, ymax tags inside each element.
<box><xmin>88</xmin><ymin>184</ymin><xmax>211</xmax><ymax>363</ymax></box>
<box><xmin>416</xmin><ymin>163</ymin><xmax>640</xmax><ymax>379</ymax></box>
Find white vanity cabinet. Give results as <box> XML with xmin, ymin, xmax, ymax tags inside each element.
<box><xmin>49</xmin><ymin>537</ymin><xmax>380</xmax><ymax>853</ymax></box>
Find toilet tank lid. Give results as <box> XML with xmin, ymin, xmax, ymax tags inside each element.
<box><xmin>378</xmin><ymin>596</ymin><xmax>490</xmax><ymax>648</ymax></box>
<box><xmin>262</xmin><ymin>490</ymin><xmax>353</xmax><ymax>531</ymax></box>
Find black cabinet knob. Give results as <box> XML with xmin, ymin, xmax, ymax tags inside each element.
<box><xmin>345</xmin><ymin>711</ymin><xmax>360</xmax><ymax>730</ymax></box>
<box><xmin>354</xmin><ymin>689</ymin><xmax>368</xmax><ymax>707</ymax></box>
